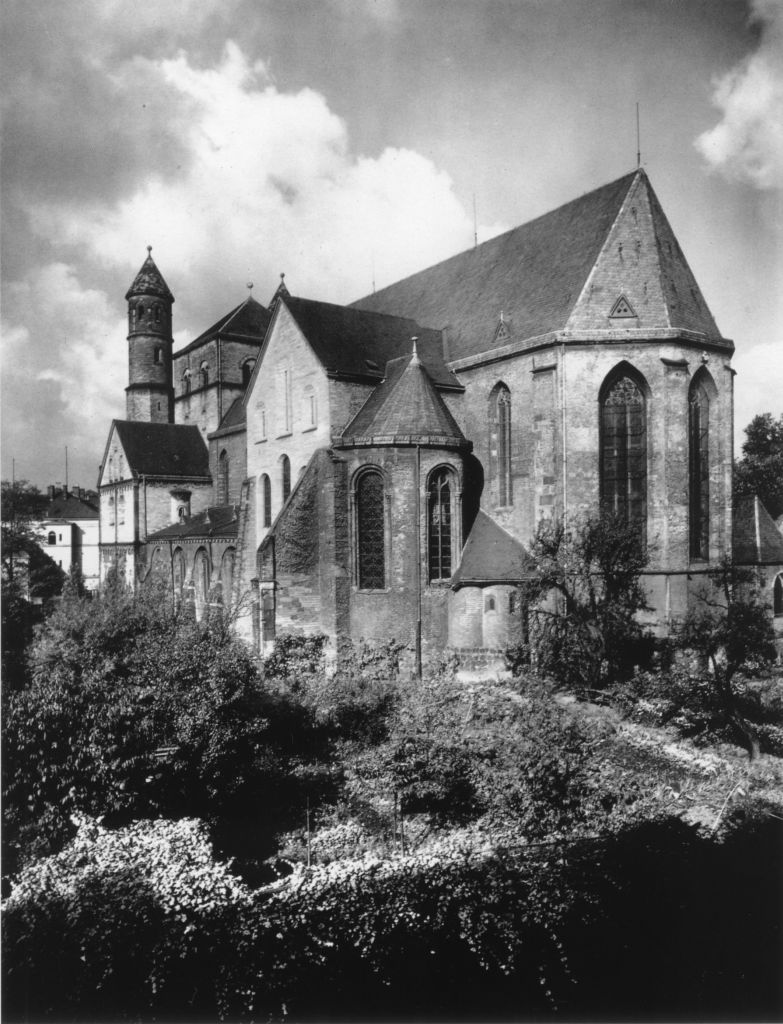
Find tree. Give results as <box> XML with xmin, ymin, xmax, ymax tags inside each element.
<box><xmin>734</xmin><ymin>412</ymin><xmax>783</xmax><ymax>519</ymax></box>
<box><xmin>520</xmin><ymin>513</ymin><xmax>651</xmax><ymax>690</ymax></box>
<box><xmin>1</xmin><ymin>479</ymin><xmax>64</xmax><ymax>601</ymax></box>
<box><xmin>675</xmin><ymin>558</ymin><xmax>777</xmax><ymax>758</ymax></box>
<box><xmin>2</xmin><ymin>576</ymin><xmax>326</xmax><ymax>875</ymax></box>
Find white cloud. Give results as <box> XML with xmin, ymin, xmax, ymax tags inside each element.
<box><xmin>695</xmin><ymin>0</ymin><xmax>783</xmax><ymax>189</ymax></box>
<box><xmin>25</xmin><ymin>42</ymin><xmax>481</xmax><ymax>322</ymax></box>
<box><xmin>1</xmin><ymin>263</ymin><xmax>126</xmax><ymax>484</ymax></box>
<box><xmin>733</xmin><ymin>339</ymin><xmax>783</xmax><ymax>450</ymax></box>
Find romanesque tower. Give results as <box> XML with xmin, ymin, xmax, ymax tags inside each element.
<box><xmin>125</xmin><ymin>248</ymin><xmax>174</xmax><ymax>423</ymax></box>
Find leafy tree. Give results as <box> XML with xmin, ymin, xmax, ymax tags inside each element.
<box><xmin>675</xmin><ymin>558</ymin><xmax>778</xmax><ymax>758</ymax></box>
<box><xmin>520</xmin><ymin>513</ymin><xmax>651</xmax><ymax>690</ymax></box>
<box><xmin>2</xmin><ymin>577</ymin><xmax>328</xmax><ymax>875</ymax></box>
<box><xmin>734</xmin><ymin>412</ymin><xmax>783</xmax><ymax>519</ymax></box>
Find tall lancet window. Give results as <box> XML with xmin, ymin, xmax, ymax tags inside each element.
<box><xmin>356</xmin><ymin>469</ymin><xmax>385</xmax><ymax>590</ymax></box>
<box><xmin>689</xmin><ymin>378</ymin><xmax>710</xmax><ymax>560</ymax></box>
<box><xmin>218</xmin><ymin>449</ymin><xmax>230</xmax><ymax>505</ymax></box>
<box><xmin>600</xmin><ymin>371</ymin><xmax>647</xmax><ymax>533</ymax></box>
<box><xmin>281</xmin><ymin>455</ymin><xmax>291</xmax><ymax>502</ymax></box>
<box><xmin>489</xmin><ymin>383</ymin><xmax>512</xmax><ymax>506</ymax></box>
<box><xmin>428</xmin><ymin>468</ymin><xmax>454</xmax><ymax>582</ymax></box>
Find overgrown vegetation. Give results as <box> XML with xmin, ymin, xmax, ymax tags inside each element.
<box><xmin>3</xmin><ymin>508</ymin><xmax>782</xmax><ymax>1022</ymax></box>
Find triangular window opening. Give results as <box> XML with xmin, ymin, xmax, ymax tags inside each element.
<box><xmin>609</xmin><ymin>295</ymin><xmax>637</xmax><ymax>319</ymax></box>
<box><xmin>494</xmin><ymin>319</ymin><xmax>511</xmax><ymax>343</ymax></box>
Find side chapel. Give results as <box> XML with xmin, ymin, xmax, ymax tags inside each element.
<box><xmin>98</xmin><ymin>169</ymin><xmax>783</xmax><ymax>662</ymax></box>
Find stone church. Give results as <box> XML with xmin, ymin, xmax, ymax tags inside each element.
<box><xmin>98</xmin><ymin>168</ymin><xmax>783</xmax><ymax>662</ymax></box>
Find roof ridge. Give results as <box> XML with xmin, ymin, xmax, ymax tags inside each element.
<box><xmin>352</xmin><ymin>169</ymin><xmax>640</xmax><ymax>308</ymax></box>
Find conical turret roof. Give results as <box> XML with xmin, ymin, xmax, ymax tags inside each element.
<box><xmin>339</xmin><ymin>345</ymin><xmax>469</xmax><ymax>449</ymax></box>
<box><xmin>125</xmin><ymin>248</ymin><xmax>174</xmax><ymax>301</ymax></box>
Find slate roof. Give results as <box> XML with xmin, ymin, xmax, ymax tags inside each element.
<box><xmin>146</xmin><ymin>504</ymin><xmax>239</xmax><ymax>541</ymax></box>
<box><xmin>210</xmin><ymin>397</ymin><xmax>246</xmax><ymax>437</ymax></box>
<box><xmin>125</xmin><ymin>251</ymin><xmax>174</xmax><ymax>301</ymax></box>
<box><xmin>339</xmin><ymin>347</ymin><xmax>469</xmax><ymax>449</ymax></box>
<box><xmin>109</xmin><ymin>421</ymin><xmax>210</xmax><ymax>479</ymax></box>
<box><xmin>45</xmin><ymin>493</ymin><xmax>99</xmax><ymax>519</ymax></box>
<box><xmin>452</xmin><ymin>510</ymin><xmax>537</xmax><ymax>588</ymax></box>
<box><xmin>175</xmin><ymin>296</ymin><xmax>271</xmax><ymax>357</ymax></box>
<box><xmin>733</xmin><ymin>495</ymin><xmax>783</xmax><ymax>564</ymax></box>
<box><xmin>351</xmin><ymin>169</ymin><xmax>723</xmax><ymax>362</ymax></box>
<box><xmin>282</xmin><ymin>296</ymin><xmax>461</xmax><ymax>389</ymax></box>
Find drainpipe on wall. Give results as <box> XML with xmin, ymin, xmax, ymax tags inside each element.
<box><xmin>561</xmin><ymin>339</ymin><xmax>568</xmax><ymax>525</ymax></box>
<box><xmin>415</xmin><ymin>443</ymin><xmax>422</xmax><ymax>679</ymax></box>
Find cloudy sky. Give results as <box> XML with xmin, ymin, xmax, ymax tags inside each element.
<box><xmin>2</xmin><ymin>0</ymin><xmax>781</xmax><ymax>489</ymax></box>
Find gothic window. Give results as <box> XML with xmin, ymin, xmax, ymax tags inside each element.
<box><xmin>183</xmin><ymin>371</ymin><xmax>191</xmax><ymax>394</ymax></box>
<box><xmin>775</xmin><ymin>575</ymin><xmax>783</xmax><ymax>617</ymax></box>
<box><xmin>220</xmin><ymin>548</ymin><xmax>235</xmax><ymax>608</ymax></box>
<box><xmin>281</xmin><ymin>454</ymin><xmax>291</xmax><ymax>501</ymax></box>
<box><xmin>194</xmin><ymin>547</ymin><xmax>210</xmax><ymax>615</ymax></box>
<box><xmin>47</xmin><ymin>531</ymin><xmax>56</xmax><ymax>545</ymax></box>
<box><xmin>428</xmin><ymin>467</ymin><xmax>455</xmax><ymax>582</ymax></box>
<box><xmin>242</xmin><ymin>360</ymin><xmax>255</xmax><ymax>387</ymax></box>
<box><xmin>356</xmin><ymin>469</ymin><xmax>385</xmax><ymax>590</ymax></box>
<box><xmin>154</xmin><ymin>347</ymin><xmax>163</xmax><ymax>365</ymax></box>
<box><xmin>218</xmin><ymin>449</ymin><xmax>230</xmax><ymax>505</ymax></box>
<box><xmin>485</xmin><ymin>596</ymin><xmax>496</xmax><ymax>612</ymax></box>
<box><xmin>689</xmin><ymin>378</ymin><xmax>710</xmax><ymax>560</ymax></box>
<box><xmin>261</xmin><ymin>474</ymin><xmax>272</xmax><ymax>527</ymax></box>
<box><xmin>489</xmin><ymin>383</ymin><xmax>512</xmax><ymax>506</ymax></box>
<box><xmin>200</xmin><ymin>362</ymin><xmax>209</xmax><ymax>388</ymax></box>
<box><xmin>600</xmin><ymin>370</ymin><xmax>647</xmax><ymax>534</ymax></box>
<box><xmin>172</xmin><ymin>548</ymin><xmax>185</xmax><ymax>595</ymax></box>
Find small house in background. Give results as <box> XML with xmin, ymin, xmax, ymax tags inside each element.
<box><xmin>39</xmin><ymin>486</ymin><xmax>100</xmax><ymax>591</ymax></box>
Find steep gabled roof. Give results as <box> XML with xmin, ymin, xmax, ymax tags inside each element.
<box><xmin>125</xmin><ymin>251</ymin><xmax>174</xmax><ymax>301</ymax></box>
<box><xmin>282</xmin><ymin>296</ymin><xmax>461</xmax><ymax>389</ymax></box>
<box><xmin>174</xmin><ymin>296</ymin><xmax>271</xmax><ymax>357</ymax></box>
<box><xmin>108</xmin><ymin>421</ymin><xmax>210</xmax><ymax>480</ymax></box>
<box><xmin>338</xmin><ymin>347</ymin><xmax>469</xmax><ymax>449</ymax></box>
<box><xmin>352</xmin><ymin>170</ymin><xmax>725</xmax><ymax>362</ymax></box>
<box><xmin>452</xmin><ymin>510</ymin><xmax>536</xmax><ymax>588</ymax></box>
<box><xmin>146</xmin><ymin>504</ymin><xmax>239</xmax><ymax>541</ymax></box>
<box><xmin>733</xmin><ymin>495</ymin><xmax>783</xmax><ymax>564</ymax></box>
<box><xmin>209</xmin><ymin>397</ymin><xmax>246</xmax><ymax>439</ymax></box>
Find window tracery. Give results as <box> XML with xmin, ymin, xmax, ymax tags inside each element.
<box><xmin>356</xmin><ymin>469</ymin><xmax>385</xmax><ymax>590</ymax></box>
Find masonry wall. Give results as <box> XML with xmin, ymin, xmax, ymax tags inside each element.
<box><xmin>246</xmin><ymin>305</ymin><xmax>344</xmax><ymax>543</ymax></box>
<box><xmin>209</xmin><ymin>427</ymin><xmax>246</xmax><ymax>507</ymax></box>
<box><xmin>174</xmin><ymin>336</ymin><xmax>259</xmax><ymax>436</ymax></box>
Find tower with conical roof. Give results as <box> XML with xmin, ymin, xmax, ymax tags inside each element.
<box><xmin>125</xmin><ymin>248</ymin><xmax>174</xmax><ymax>423</ymax></box>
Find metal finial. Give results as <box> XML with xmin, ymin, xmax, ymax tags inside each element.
<box><xmin>280</xmin><ymin>272</ymin><xmax>285</xmax><ymax>282</ymax></box>
<box><xmin>247</xmin><ymin>281</ymin><xmax>254</xmax><ymax>292</ymax></box>
<box><xmin>147</xmin><ymin>245</ymin><xmax>152</xmax><ymax>255</ymax></box>
<box><xmin>410</xmin><ymin>336</ymin><xmax>419</xmax><ymax>363</ymax></box>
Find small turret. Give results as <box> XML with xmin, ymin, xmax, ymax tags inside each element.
<box><xmin>125</xmin><ymin>247</ymin><xmax>175</xmax><ymax>423</ymax></box>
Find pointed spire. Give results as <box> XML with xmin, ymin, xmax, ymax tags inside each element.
<box><xmin>125</xmin><ymin>248</ymin><xmax>174</xmax><ymax>301</ymax></box>
<box><xmin>269</xmin><ymin>271</ymin><xmax>290</xmax><ymax>310</ymax></box>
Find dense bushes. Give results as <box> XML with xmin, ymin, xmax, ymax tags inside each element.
<box><xmin>5</xmin><ymin>812</ymin><xmax>781</xmax><ymax>1022</ymax></box>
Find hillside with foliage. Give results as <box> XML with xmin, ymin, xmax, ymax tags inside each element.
<box><xmin>3</xmin><ymin>531</ymin><xmax>783</xmax><ymax>1022</ymax></box>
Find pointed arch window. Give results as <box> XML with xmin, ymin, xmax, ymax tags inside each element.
<box><xmin>600</xmin><ymin>371</ymin><xmax>647</xmax><ymax>532</ymax></box>
<box><xmin>428</xmin><ymin>467</ymin><xmax>455</xmax><ymax>582</ymax></box>
<box><xmin>218</xmin><ymin>449</ymin><xmax>230</xmax><ymax>505</ymax></box>
<box><xmin>489</xmin><ymin>383</ymin><xmax>512</xmax><ymax>506</ymax></box>
<box><xmin>356</xmin><ymin>469</ymin><xmax>385</xmax><ymax>590</ymax></box>
<box><xmin>261</xmin><ymin>474</ymin><xmax>272</xmax><ymax>527</ymax></box>
<box><xmin>689</xmin><ymin>378</ymin><xmax>710</xmax><ymax>560</ymax></box>
<box><xmin>774</xmin><ymin>575</ymin><xmax>783</xmax><ymax>617</ymax></box>
<box><xmin>200</xmin><ymin>361</ymin><xmax>209</xmax><ymax>388</ymax></box>
<box><xmin>281</xmin><ymin>454</ymin><xmax>291</xmax><ymax>502</ymax></box>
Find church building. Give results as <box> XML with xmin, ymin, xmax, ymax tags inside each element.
<box><xmin>98</xmin><ymin>168</ymin><xmax>783</xmax><ymax>662</ymax></box>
